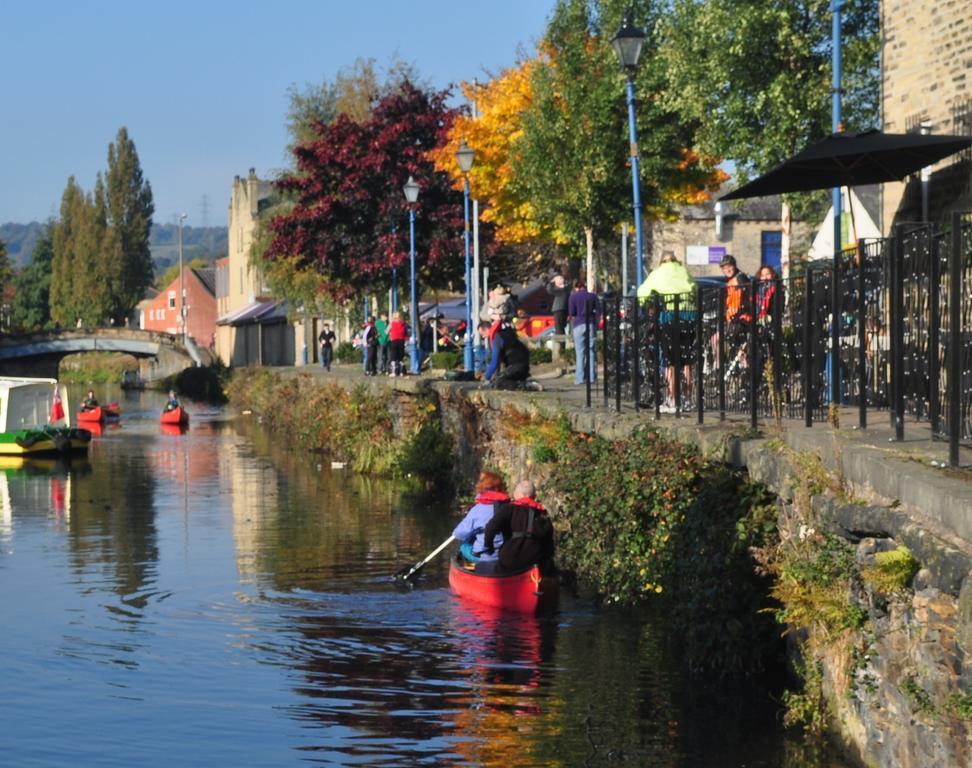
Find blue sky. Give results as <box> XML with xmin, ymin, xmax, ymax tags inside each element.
<box><xmin>0</xmin><ymin>1</ymin><xmax>553</xmax><ymax>226</ymax></box>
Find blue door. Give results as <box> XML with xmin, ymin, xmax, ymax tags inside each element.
<box><xmin>761</xmin><ymin>230</ymin><xmax>783</xmax><ymax>271</ymax></box>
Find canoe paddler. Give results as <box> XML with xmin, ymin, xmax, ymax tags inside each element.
<box><xmin>452</xmin><ymin>471</ymin><xmax>509</xmax><ymax>563</ymax></box>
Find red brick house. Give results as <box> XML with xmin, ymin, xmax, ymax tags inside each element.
<box><xmin>142</xmin><ymin>267</ymin><xmax>217</xmax><ymax>348</ymax></box>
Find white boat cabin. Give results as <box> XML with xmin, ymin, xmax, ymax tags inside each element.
<box><xmin>0</xmin><ymin>378</ymin><xmax>67</xmax><ymax>432</ymax></box>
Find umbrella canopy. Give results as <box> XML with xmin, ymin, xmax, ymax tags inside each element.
<box><xmin>720</xmin><ymin>129</ymin><xmax>972</xmax><ymax>200</ymax></box>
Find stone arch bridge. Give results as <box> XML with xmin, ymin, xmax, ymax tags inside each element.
<box><xmin>0</xmin><ymin>328</ymin><xmax>204</xmax><ymax>381</ymax></box>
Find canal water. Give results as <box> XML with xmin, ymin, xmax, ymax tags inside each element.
<box><xmin>0</xmin><ymin>386</ymin><xmax>850</xmax><ymax>767</ymax></box>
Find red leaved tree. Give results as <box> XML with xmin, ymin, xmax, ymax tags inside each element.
<box><xmin>267</xmin><ymin>81</ymin><xmax>477</xmax><ymax>301</ymax></box>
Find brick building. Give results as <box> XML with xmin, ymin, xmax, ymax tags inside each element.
<box><xmin>881</xmin><ymin>0</ymin><xmax>972</xmax><ymax>228</ymax></box>
<box><xmin>141</xmin><ymin>267</ymin><xmax>217</xmax><ymax>348</ymax></box>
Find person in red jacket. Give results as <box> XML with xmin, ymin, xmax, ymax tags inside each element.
<box><xmin>387</xmin><ymin>311</ymin><xmax>408</xmax><ymax>377</ymax></box>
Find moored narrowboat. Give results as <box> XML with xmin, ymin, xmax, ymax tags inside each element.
<box><xmin>0</xmin><ymin>378</ymin><xmax>91</xmax><ymax>456</ymax></box>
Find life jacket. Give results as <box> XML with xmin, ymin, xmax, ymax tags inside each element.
<box><xmin>508</xmin><ymin>498</ymin><xmax>551</xmax><ymax>542</ymax></box>
<box><xmin>475</xmin><ymin>490</ymin><xmax>510</xmax><ymax>505</ymax></box>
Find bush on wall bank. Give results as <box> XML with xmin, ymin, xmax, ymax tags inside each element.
<box><xmin>226</xmin><ymin>369</ymin><xmax>452</xmax><ymax>484</ymax></box>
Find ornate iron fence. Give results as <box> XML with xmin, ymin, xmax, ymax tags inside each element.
<box><xmin>600</xmin><ymin>213</ymin><xmax>972</xmax><ymax>466</ymax></box>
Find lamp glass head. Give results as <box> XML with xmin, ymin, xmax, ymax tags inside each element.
<box><xmin>403</xmin><ymin>175</ymin><xmax>420</xmax><ymax>203</ymax></box>
<box><xmin>456</xmin><ymin>141</ymin><xmax>475</xmax><ymax>174</ymax></box>
<box><xmin>611</xmin><ymin>15</ymin><xmax>645</xmax><ymax>70</ymax></box>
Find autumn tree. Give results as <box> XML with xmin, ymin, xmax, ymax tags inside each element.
<box><xmin>429</xmin><ymin>61</ymin><xmax>556</xmax><ymax>247</ymax></box>
<box><xmin>267</xmin><ymin>81</ymin><xmax>470</xmax><ymax>301</ymax></box>
<box><xmin>508</xmin><ymin>0</ymin><xmax>723</xmax><ymax>287</ymax></box>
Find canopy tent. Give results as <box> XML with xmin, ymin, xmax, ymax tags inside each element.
<box><xmin>807</xmin><ymin>188</ymin><xmax>882</xmax><ymax>260</ymax></box>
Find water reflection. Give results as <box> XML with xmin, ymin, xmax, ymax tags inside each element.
<box><xmin>0</xmin><ymin>390</ymin><xmax>852</xmax><ymax>767</ymax></box>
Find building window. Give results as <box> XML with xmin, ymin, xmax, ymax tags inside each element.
<box><xmin>168</xmin><ymin>291</ymin><xmax>176</xmax><ymax>310</ymax></box>
<box><xmin>160</xmin><ymin>309</ymin><xmax>165</xmax><ymax>320</ymax></box>
<box><xmin>149</xmin><ymin>309</ymin><xmax>154</xmax><ymax>321</ymax></box>
<box><xmin>761</xmin><ymin>231</ymin><xmax>783</xmax><ymax>271</ymax></box>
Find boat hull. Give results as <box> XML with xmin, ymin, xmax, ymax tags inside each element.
<box><xmin>77</xmin><ymin>404</ymin><xmax>120</xmax><ymax>424</ymax></box>
<box><xmin>0</xmin><ymin>426</ymin><xmax>92</xmax><ymax>456</ymax></box>
<box><xmin>160</xmin><ymin>406</ymin><xmax>189</xmax><ymax>426</ymax></box>
<box><xmin>448</xmin><ymin>556</ymin><xmax>559</xmax><ymax>615</ymax></box>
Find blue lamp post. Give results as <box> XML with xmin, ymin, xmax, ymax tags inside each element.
<box><xmin>403</xmin><ymin>175</ymin><xmax>421</xmax><ymax>374</ymax></box>
<box><xmin>456</xmin><ymin>140</ymin><xmax>475</xmax><ymax>372</ymax></box>
<box><xmin>611</xmin><ymin>14</ymin><xmax>646</xmax><ymax>287</ymax></box>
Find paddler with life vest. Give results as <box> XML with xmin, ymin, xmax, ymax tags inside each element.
<box><xmin>452</xmin><ymin>471</ymin><xmax>510</xmax><ymax>563</ymax></box>
<box><xmin>483</xmin><ymin>480</ymin><xmax>555</xmax><ymax>574</ymax></box>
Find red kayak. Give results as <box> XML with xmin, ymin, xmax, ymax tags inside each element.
<box><xmin>448</xmin><ymin>555</ymin><xmax>559</xmax><ymax>615</ymax></box>
<box><xmin>77</xmin><ymin>404</ymin><xmax>121</xmax><ymax>424</ymax></box>
<box><xmin>160</xmin><ymin>405</ymin><xmax>189</xmax><ymax>426</ymax></box>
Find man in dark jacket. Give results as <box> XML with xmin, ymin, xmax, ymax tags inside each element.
<box><xmin>483</xmin><ymin>480</ymin><xmax>555</xmax><ymax>573</ymax></box>
<box><xmin>478</xmin><ymin>320</ymin><xmax>531</xmax><ymax>390</ymax></box>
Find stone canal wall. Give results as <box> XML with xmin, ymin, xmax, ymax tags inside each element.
<box><xmin>231</xmin><ymin>369</ymin><xmax>972</xmax><ymax>767</ymax></box>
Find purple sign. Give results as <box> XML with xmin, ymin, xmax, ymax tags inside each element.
<box><xmin>708</xmin><ymin>246</ymin><xmax>726</xmax><ymax>264</ymax></box>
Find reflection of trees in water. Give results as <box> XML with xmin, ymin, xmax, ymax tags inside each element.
<box><xmin>234</xmin><ymin>417</ymin><xmax>454</xmax><ymax>593</ymax></box>
<box><xmin>67</xmin><ymin>452</ymin><xmax>158</xmax><ymax>609</ymax></box>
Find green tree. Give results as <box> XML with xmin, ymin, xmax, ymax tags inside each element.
<box><xmin>514</xmin><ymin>0</ymin><xmax>723</xmax><ymax>286</ymax></box>
<box><xmin>0</xmin><ymin>238</ymin><xmax>11</xmax><ymax>304</ymax></box>
<box><xmin>12</xmin><ymin>225</ymin><xmax>54</xmax><ymax>331</ymax></box>
<box><xmin>660</xmin><ymin>0</ymin><xmax>880</xmax><ymax>199</ymax></box>
<box><xmin>285</xmin><ymin>55</ymin><xmax>423</xmax><ymax>154</ymax></box>
<box><xmin>50</xmin><ymin>177</ymin><xmax>110</xmax><ymax>327</ymax></box>
<box><xmin>105</xmin><ymin>127</ymin><xmax>155</xmax><ymax>317</ymax></box>
<box><xmin>157</xmin><ymin>257</ymin><xmax>210</xmax><ymax>290</ymax></box>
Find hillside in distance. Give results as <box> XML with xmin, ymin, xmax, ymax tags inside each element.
<box><xmin>0</xmin><ymin>221</ymin><xmax>228</xmax><ymax>273</ymax></box>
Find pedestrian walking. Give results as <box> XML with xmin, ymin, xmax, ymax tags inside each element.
<box><xmin>318</xmin><ymin>322</ymin><xmax>336</xmax><ymax>371</ymax></box>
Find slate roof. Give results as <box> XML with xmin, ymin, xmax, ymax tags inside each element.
<box><xmin>192</xmin><ymin>267</ymin><xmax>216</xmax><ymax>297</ymax></box>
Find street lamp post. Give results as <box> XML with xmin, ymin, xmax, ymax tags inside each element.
<box><xmin>403</xmin><ymin>176</ymin><xmax>421</xmax><ymax>374</ymax></box>
<box><xmin>178</xmin><ymin>213</ymin><xmax>188</xmax><ymax>340</ymax></box>
<box><xmin>611</xmin><ymin>15</ymin><xmax>646</xmax><ymax>286</ymax></box>
<box><xmin>456</xmin><ymin>140</ymin><xmax>475</xmax><ymax>372</ymax></box>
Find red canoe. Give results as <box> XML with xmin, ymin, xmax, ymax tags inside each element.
<box><xmin>448</xmin><ymin>556</ymin><xmax>559</xmax><ymax>615</ymax></box>
<box><xmin>77</xmin><ymin>404</ymin><xmax>121</xmax><ymax>424</ymax></box>
<box><xmin>160</xmin><ymin>405</ymin><xmax>189</xmax><ymax>426</ymax></box>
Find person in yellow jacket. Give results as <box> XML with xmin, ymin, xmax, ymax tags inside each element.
<box><xmin>636</xmin><ymin>251</ymin><xmax>697</xmax><ymax>412</ymax></box>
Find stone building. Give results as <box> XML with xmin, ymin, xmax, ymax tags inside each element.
<box><xmin>881</xmin><ymin>0</ymin><xmax>972</xmax><ymax>228</ymax></box>
<box><xmin>646</xmin><ymin>196</ymin><xmax>813</xmax><ymax>280</ymax></box>
<box><xmin>215</xmin><ymin>169</ymin><xmax>296</xmax><ymax>367</ymax></box>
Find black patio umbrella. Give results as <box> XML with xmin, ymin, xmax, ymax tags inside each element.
<box><xmin>719</xmin><ymin>128</ymin><xmax>971</xmax><ymax>200</ymax></box>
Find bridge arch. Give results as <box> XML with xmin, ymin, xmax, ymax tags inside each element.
<box><xmin>0</xmin><ymin>328</ymin><xmax>198</xmax><ymax>381</ymax></box>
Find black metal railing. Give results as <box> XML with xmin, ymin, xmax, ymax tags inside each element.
<box><xmin>600</xmin><ymin>213</ymin><xmax>972</xmax><ymax>466</ymax></box>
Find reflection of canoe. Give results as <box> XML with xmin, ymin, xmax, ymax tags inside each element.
<box><xmin>449</xmin><ymin>556</ymin><xmax>559</xmax><ymax>615</ymax></box>
<box><xmin>160</xmin><ymin>422</ymin><xmax>188</xmax><ymax>436</ymax></box>
<box><xmin>160</xmin><ymin>406</ymin><xmax>189</xmax><ymax>426</ymax></box>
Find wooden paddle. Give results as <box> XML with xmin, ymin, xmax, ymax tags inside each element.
<box><xmin>395</xmin><ymin>536</ymin><xmax>454</xmax><ymax>582</ymax></box>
